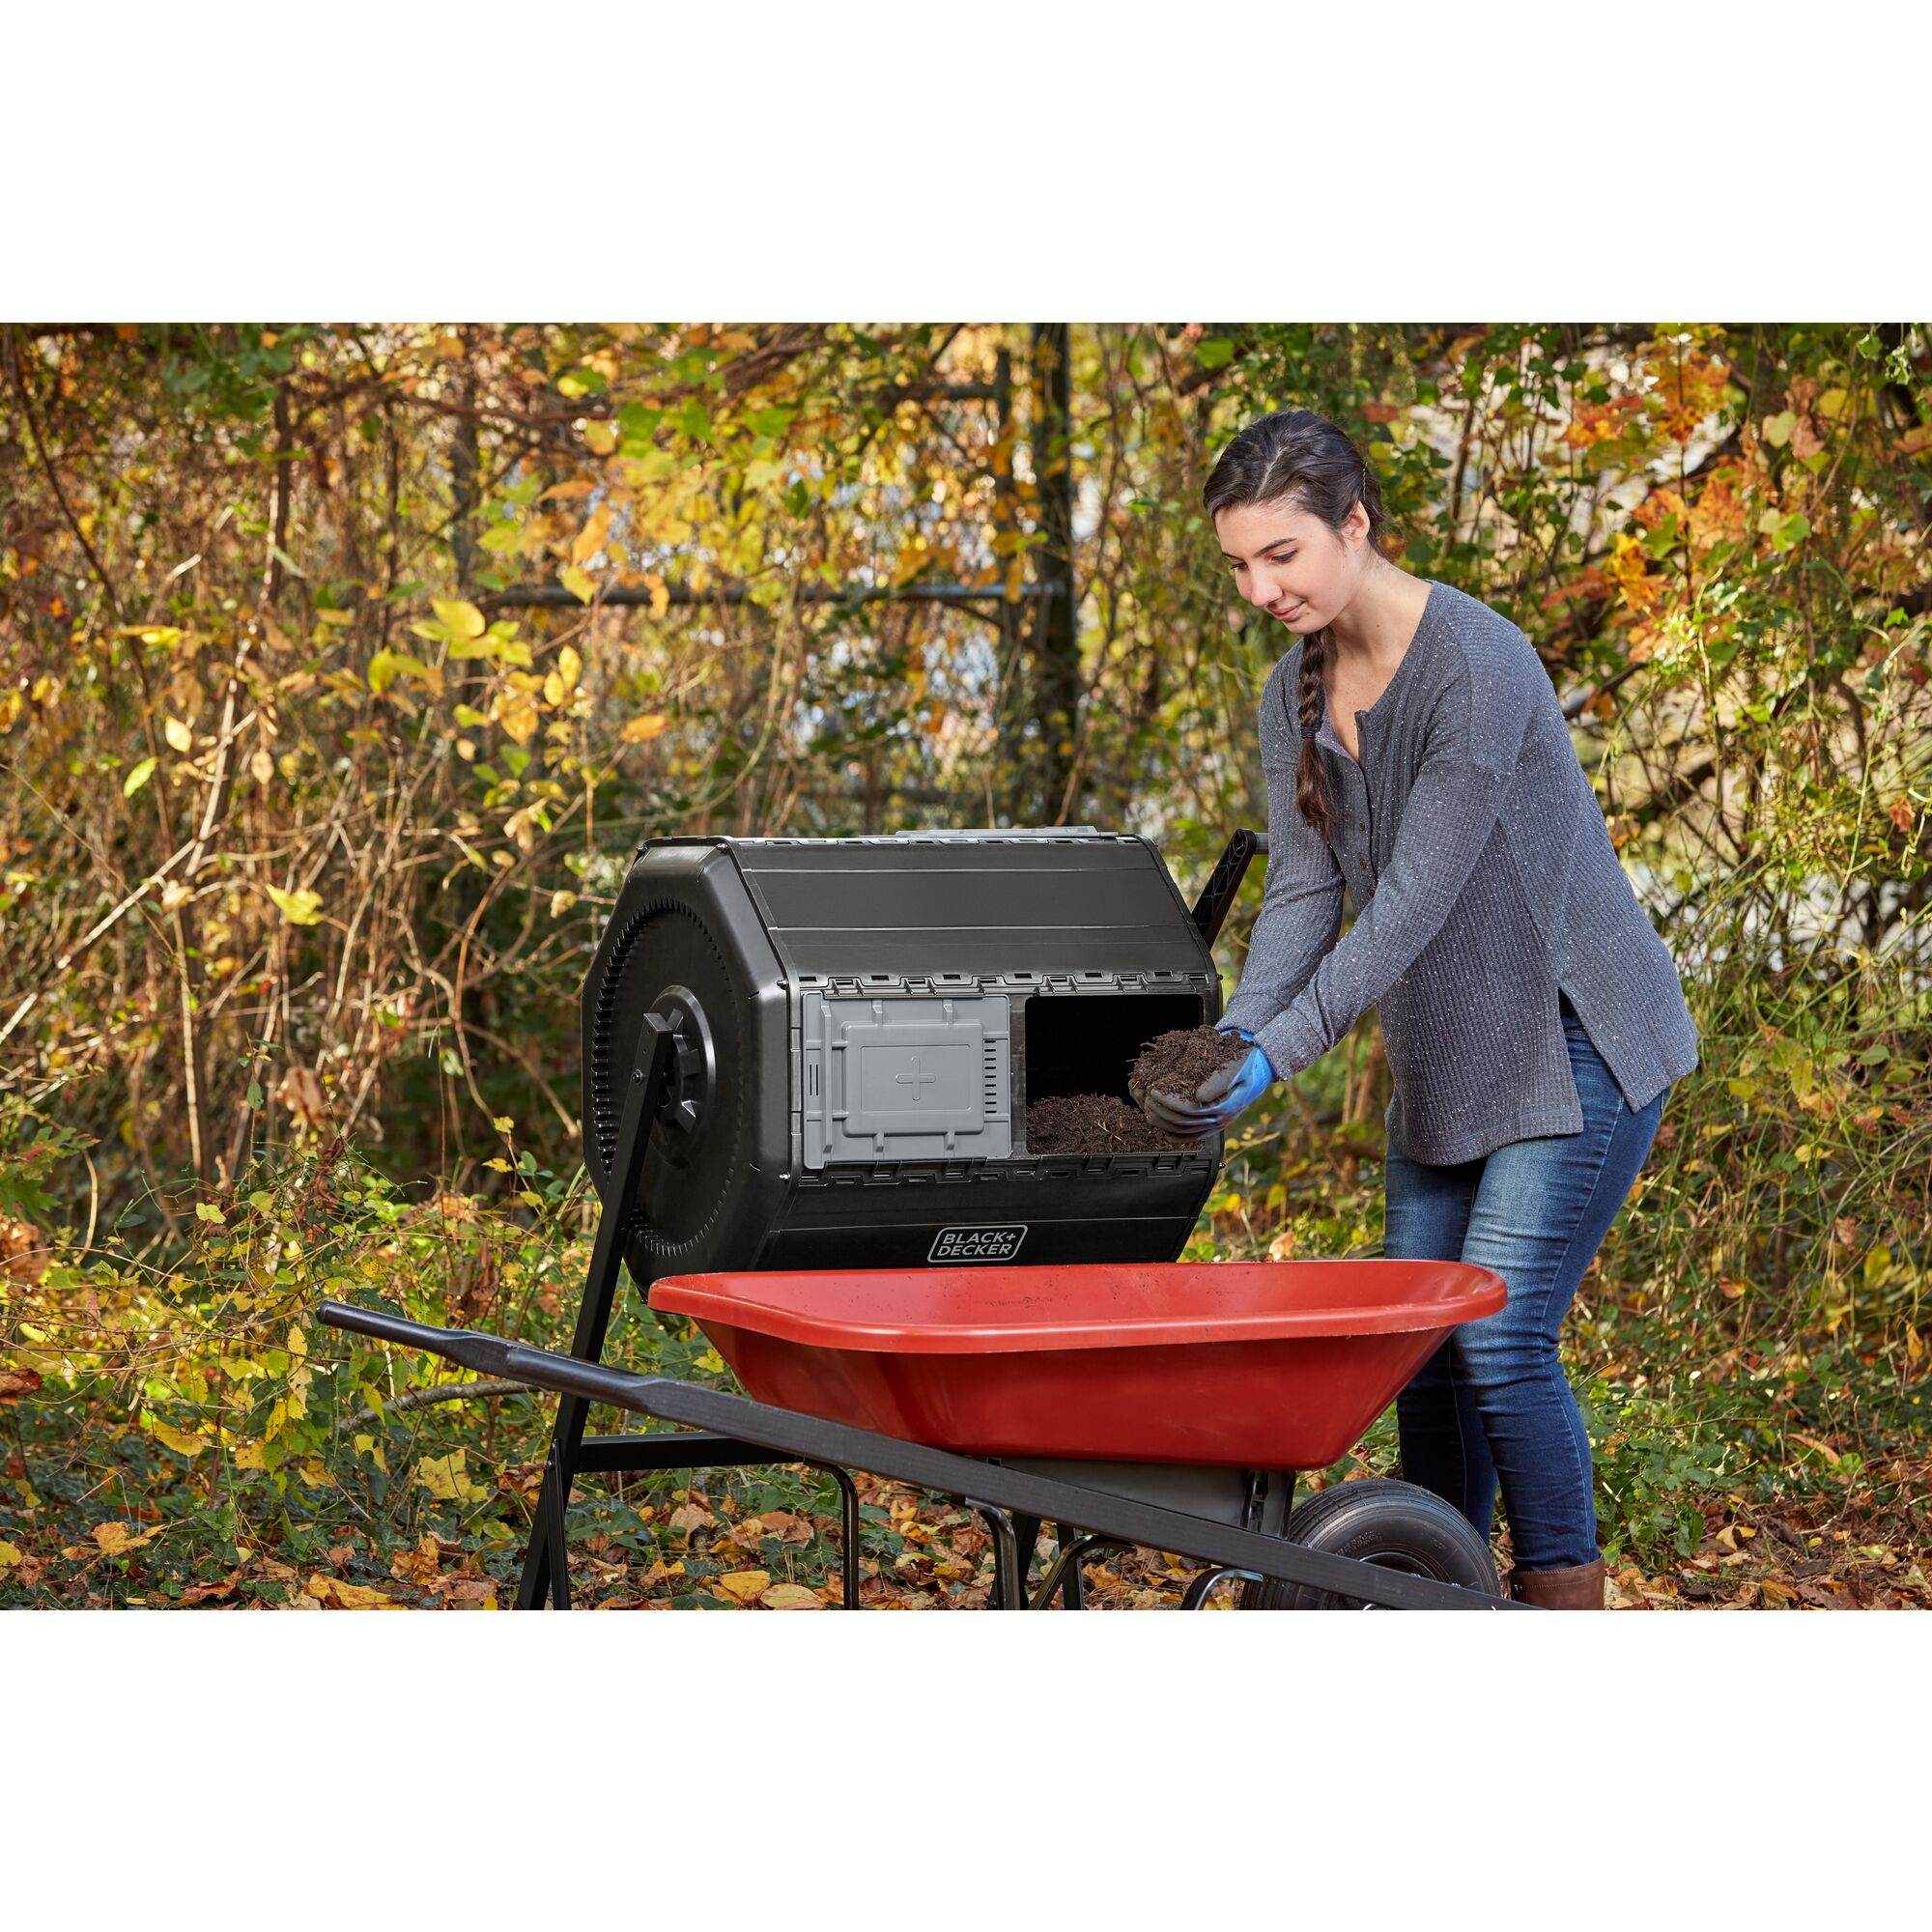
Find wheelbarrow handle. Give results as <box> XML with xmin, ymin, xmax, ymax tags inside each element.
<box><xmin>317</xmin><ymin>1300</ymin><xmax>519</xmax><ymax>1380</ymax></box>
<box><xmin>318</xmin><ymin>1300</ymin><xmax>656</xmax><ymax>1415</ymax></box>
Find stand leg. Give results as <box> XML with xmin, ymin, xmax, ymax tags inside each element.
<box><xmin>515</xmin><ymin>1015</ymin><xmax>677</xmax><ymax>1611</ymax></box>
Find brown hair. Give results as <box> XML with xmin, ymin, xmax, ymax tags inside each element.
<box><xmin>1203</xmin><ymin>410</ymin><xmax>1388</xmax><ymax>840</ymax></box>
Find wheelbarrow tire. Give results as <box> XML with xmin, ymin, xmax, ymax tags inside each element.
<box><xmin>1238</xmin><ymin>1477</ymin><xmax>1499</xmax><ymax>1609</ymax></box>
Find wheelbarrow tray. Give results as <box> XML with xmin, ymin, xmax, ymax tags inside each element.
<box><xmin>650</xmin><ymin>1258</ymin><xmax>1505</xmax><ymax>1471</ymax></box>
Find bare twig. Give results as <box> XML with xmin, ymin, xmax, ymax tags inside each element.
<box><xmin>351</xmin><ymin>1377</ymin><xmax>531</xmax><ymax>1428</ymax></box>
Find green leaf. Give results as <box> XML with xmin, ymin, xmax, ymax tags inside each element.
<box><xmin>265</xmin><ymin>885</ymin><xmax>325</xmax><ymax>925</ymax></box>
<box><xmin>124</xmin><ymin>755</ymin><xmax>157</xmax><ymax>798</ymax></box>
<box><xmin>1196</xmin><ymin>339</ymin><xmax>1236</xmax><ymax>370</ymax></box>
<box><xmin>431</xmin><ymin>598</ymin><xmax>487</xmax><ymax>640</ymax></box>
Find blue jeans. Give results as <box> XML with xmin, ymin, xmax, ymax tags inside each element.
<box><xmin>1382</xmin><ymin>996</ymin><xmax>1665</xmax><ymax>1572</ymax></box>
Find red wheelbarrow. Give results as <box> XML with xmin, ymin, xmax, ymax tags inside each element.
<box><xmin>318</xmin><ymin>1251</ymin><xmax>1523</xmax><ymax>1610</ymax></box>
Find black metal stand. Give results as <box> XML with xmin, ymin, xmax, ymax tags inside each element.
<box><xmin>509</xmin><ymin>1017</ymin><xmax>867</xmax><ymax>1610</ymax></box>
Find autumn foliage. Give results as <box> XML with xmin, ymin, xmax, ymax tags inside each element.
<box><xmin>2</xmin><ymin>322</ymin><xmax>1928</xmax><ymax>1607</ymax></box>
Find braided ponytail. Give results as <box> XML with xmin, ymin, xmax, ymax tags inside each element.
<box><xmin>1204</xmin><ymin>417</ymin><xmax>1388</xmax><ymax>839</ymax></box>
<box><xmin>1293</xmin><ymin>624</ymin><xmax>1335</xmax><ymax>841</ymax></box>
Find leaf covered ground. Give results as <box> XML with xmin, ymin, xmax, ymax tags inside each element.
<box><xmin>3</xmin><ymin>1167</ymin><xmax>1924</xmax><ymax>1610</ymax></box>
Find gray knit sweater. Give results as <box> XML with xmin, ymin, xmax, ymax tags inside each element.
<box><xmin>1218</xmin><ymin>579</ymin><xmax>1698</xmax><ymax>1165</ymax></box>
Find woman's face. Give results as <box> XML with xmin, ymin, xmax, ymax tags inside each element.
<box><xmin>1214</xmin><ymin>497</ymin><xmax>1368</xmax><ymax>633</ymax></box>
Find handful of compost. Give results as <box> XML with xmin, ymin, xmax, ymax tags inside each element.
<box><xmin>1132</xmin><ymin>1026</ymin><xmax>1276</xmax><ymax>1144</ymax></box>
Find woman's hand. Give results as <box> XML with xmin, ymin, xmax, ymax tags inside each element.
<box><xmin>1144</xmin><ymin>1031</ymin><xmax>1277</xmax><ymax>1142</ymax></box>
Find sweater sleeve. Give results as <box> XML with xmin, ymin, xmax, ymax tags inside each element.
<box><xmin>1249</xmin><ymin>651</ymin><xmax>1531</xmax><ymax>1083</ymax></box>
<box><xmin>1218</xmin><ymin>659</ymin><xmax>1346</xmax><ymax>1041</ymax></box>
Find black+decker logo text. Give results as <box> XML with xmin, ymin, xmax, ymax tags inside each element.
<box><xmin>928</xmin><ymin>1225</ymin><xmax>1027</xmax><ymax>1264</ymax></box>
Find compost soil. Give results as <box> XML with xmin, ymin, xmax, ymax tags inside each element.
<box><xmin>1127</xmin><ymin>1027</ymin><xmax>1253</xmax><ymax>1111</ymax></box>
<box><xmin>1025</xmin><ymin>1094</ymin><xmax>1190</xmax><ymax>1155</ymax></box>
<box><xmin>1023</xmin><ymin>1029</ymin><xmax>1253</xmax><ymax>1155</ymax></box>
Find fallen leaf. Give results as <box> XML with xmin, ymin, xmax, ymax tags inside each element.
<box><xmin>179</xmin><ymin>1577</ymin><xmax>239</xmax><ymax>1605</ymax></box>
<box><xmin>305</xmin><ymin>1575</ymin><xmax>402</xmax><ymax>1609</ymax></box>
<box><xmin>753</xmin><ymin>1511</ymin><xmax>814</xmax><ymax>1547</ymax></box>
<box><xmin>760</xmin><ymin>1581</ymin><xmax>824</xmax><ymax>1610</ymax></box>
<box><xmin>0</xmin><ymin>1366</ymin><xmax>44</xmax><ymax>1401</ymax></box>
<box><xmin>0</xmin><ymin>1540</ymin><xmax>21</xmax><ymax>1568</ymax></box>
<box><xmin>417</xmin><ymin>1449</ymin><xmax>490</xmax><ymax>1504</ymax></box>
<box><xmin>668</xmin><ymin>1502</ymin><xmax>716</xmax><ymax>1536</ymax></box>
<box><xmin>391</xmin><ymin>1535</ymin><xmax>441</xmax><ymax>1586</ymax></box>
<box><xmin>94</xmin><ymin>1521</ymin><xmax>156</xmax><ymax>1557</ymax></box>
<box><xmin>713</xmin><ymin>1569</ymin><xmax>771</xmax><ymax>1605</ymax></box>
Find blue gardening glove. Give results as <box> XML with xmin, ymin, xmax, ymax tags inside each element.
<box><xmin>1144</xmin><ymin>1034</ymin><xmax>1275</xmax><ymax>1142</ymax></box>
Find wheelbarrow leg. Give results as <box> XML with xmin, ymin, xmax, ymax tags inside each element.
<box><xmin>1011</xmin><ymin>1513</ymin><xmax>1042</xmax><ymax>1601</ymax></box>
<box><xmin>1031</xmin><ymin>1533</ymin><xmax>1125</xmax><ymax>1609</ymax></box>
<box><xmin>1179</xmin><ymin>1566</ymin><xmax>1265</xmax><ymax>1609</ymax></box>
<box><xmin>1057</xmin><ymin>1524</ymin><xmax>1087</xmax><ymax>1608</ymax></box>
<box><xmin>971</xmin><ymin>1501</ymin><xmax>1026</xmax><ymax>1609</ymax></box>
<box><xmin>815</xmin><ymin>1462</ymin><xmax>863</xmax><ymax>1609</ymax></box>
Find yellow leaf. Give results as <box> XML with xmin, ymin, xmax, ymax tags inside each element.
<box><xmin>266</xmin><ymin>884</ymin><xmax>325</xmax><ymax>926</ymax></box>
<box><xmin>569</xmin><ymin>505</ymin><xmax>612</xmax><ymax>566</ymax></box>
<box><xmin>760</xmin><ymin>1581</ymin><xmax>823</xmax><ymax>1610</ymax></box>
<box><xmin>146</xmin><ymin>1417</ymin><xmax>209</xmax><ymax>1459</ymax></box>
<box><xmin>549</xmin><ymin>890</ymin><xmax>578</xmax><ymax>919</ymax></box>
<box><xmin>493</xmin><ymin>692</ymin><xmax>539</xmax><ymax>746</ymax></box>
<box><xmin>390</xmin><ymin>1534</ymin><xmax>440</xmax><ymax>1586</ymax></box>
<box><xmin>715</xmin><ymin>1569</ymin><xmax>772</xmax><ymax>1605</ymax></box>
<box><xmin>492</xmin><ymin>1115</ymin><xmax>515</xmax><ymax>1132</ymax></box>
<box><xmin>0</xmin><ymin>1540</ymin><xmax>22</xmax><ymax>1568</ymax></box>
<box><xmin>620</xmin><ymin>713</ymin><xmax>669</xmax><ymax>744</ymax></box>
<box><xmin>232</xmin><ymin>1440</ymin><xmax>267</xmax><ymax>1470</ymax></box>
<box><xmin>582</xmin><ymin>419</ymin><xmax>618</xmax><ymax>455</ymax></box>
<box><xmin>432</xmin><ymin>598</ymin><xmax>487</xmax><ymax>640</ymax></box>
<box><xmin>559</xmin><ymin>564</ymin><xmax>596</xmax><ymax>604</ymax></box>
<box><xmin>306</xmin><ymin>1575</ymin><xmax>403</xmax><ymax>1609</ymax></box>
<box><xmin>94</xmin><ymin>1521</ymin><xmax>156</xmax><ymax>1556</ymax></box>
<box><xmin>555</xmin><ymin>644</ymin><xmax>582</xmax><ymax>696</ymax></box>
<box><xmin>353</xmin><ymin>1433</ymin><xmax>389</xmax><ymax>1474</ymax></box>
<box><xmin>418</xmin><ymin>1449</ymin><xmax>490</xmax><ymax>1503</ymax></box>
<box><xmin>164</xmin><ymin>715</ymin><xmax>193</xmax><ymax>753</ymax></box>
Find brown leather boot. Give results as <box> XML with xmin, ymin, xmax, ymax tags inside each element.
<box><xmin>1507</xmin><ymin>1557</ymin><xmax>1606</xmax><ymax>1609</ymax></box>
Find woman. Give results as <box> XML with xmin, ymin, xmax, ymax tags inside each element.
<box><xmin>1147</xmin><ymin>409</ymin><xmax>1699</xmax><ymax>1608</ymax></box>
